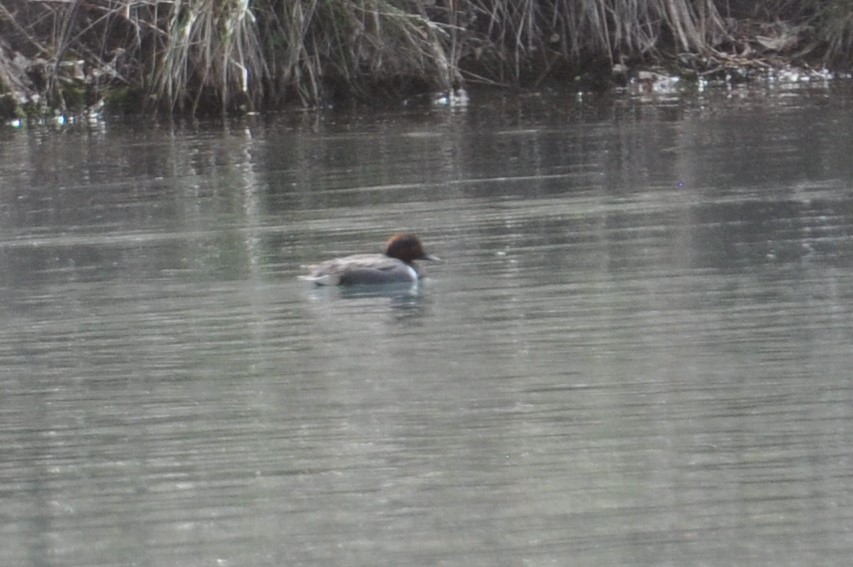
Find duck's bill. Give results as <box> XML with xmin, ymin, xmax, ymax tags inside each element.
<box><xmin>423</xmin><ymin>254</ymin><xmax>440</xmax><ymax>262</ymax></box>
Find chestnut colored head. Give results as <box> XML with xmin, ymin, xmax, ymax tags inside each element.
<box><xmin>383</xmin><ymin>234</ymin><xmax>439</xmax><ymax>264</ymax></box>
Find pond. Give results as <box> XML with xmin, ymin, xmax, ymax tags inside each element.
<box><xmin>2</xmin><ymin>81</ymin><xmax>853</xmax><ymax>566</ymax></box>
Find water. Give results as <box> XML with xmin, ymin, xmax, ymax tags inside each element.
<box><xmin>2</xmin><ymin>83</ymin><xmax>853</xmax><ymax>566</ymax></box>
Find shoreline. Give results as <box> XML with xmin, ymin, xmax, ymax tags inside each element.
<box><xmin>1</xmin><ymin>1</ymin><xmax>850</xmax><ymax>119</ymax></box>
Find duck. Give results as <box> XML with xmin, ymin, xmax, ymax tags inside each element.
<box><xmin>300</xmin><ymin>233</ymin><xmax>439</xmax><ymax>286</ymax></box>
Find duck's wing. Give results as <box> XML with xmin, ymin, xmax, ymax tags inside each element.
<box><xmin>300</xmin><ymin>254</ymin><xmax>416</xmax><ymax>286</ymax></box>
<box><xmin>337</xmin><ymin>265</ymin><xmax>419</xmax><ymax>285</ymax></box>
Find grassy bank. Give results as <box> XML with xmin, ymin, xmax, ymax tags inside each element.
<box><xmin>0</xmin><ymin>0</ymin><xmax>850</xmax><ymax>117</ymax></box>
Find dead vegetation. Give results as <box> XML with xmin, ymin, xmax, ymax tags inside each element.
<box><xmin>0</xmin><ymin>0</ymin><xmax>850</xmax><ymax>117</ymax></box>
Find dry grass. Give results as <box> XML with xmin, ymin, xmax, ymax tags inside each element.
<box><xmin>821</xmin><ymin>0</ymin><xmax>853</xmax><ymax>65</ymax></box>
<box><xmin>461</xmin><ymin>0</ymin><xmax>726</xmax><ymax>82</ymax></box>
<box><xmin>0</xmin><ymin>0</ymin><xmax>848</xmax><ymax>116</ymax></box>
<box><xmin>259</xmin><ymin>0</ymin><xmax>458</xmax><ymax>105</ymax></box>
<box><xmin>153</xmin><ymin>0</ymin><xmax>268</xmax><ymax>113</ymax></box>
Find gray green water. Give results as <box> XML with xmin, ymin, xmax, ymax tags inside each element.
<box><xmin>2</xmin><ymin>83</ymin><xmax>853</xmax><ymax>565</ymax></box>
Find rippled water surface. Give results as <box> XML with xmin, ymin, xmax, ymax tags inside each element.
<box><xmin>2</xmin><ymin>84</ymin><xmax>853</xmax><ymax>566</ymax></box>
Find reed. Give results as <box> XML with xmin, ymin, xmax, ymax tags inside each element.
<box><xmin>258</xmin><ymin>0</ymin><xmax>457</xmax><ymax>105</ymax></box>
<box><xmin>720</xmin><ymin>0</ymin><xmax>853</xmax><ymax>66</ymax></box>
<box><xmin>462</xmin><ymin>0</ymin><xmax>725</xmax><ymax>82</ymax></box>
<box><xmin>0</xmin><ymin>0</ymin><xmax>849</xmax><ymax>116</ymax></box>
<box><xmin>153</xmin><ymin>0</ymin><xmax>268</xmax><ymax>113</ymax></box>
<box><xmin>818</xmin><ymin>0</ymin><xmax>853</xmax><ymax>65</ymax></box>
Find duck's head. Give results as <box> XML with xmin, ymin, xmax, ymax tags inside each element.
<box><xmin>384</xmin><ymin>233</ymin><xmax>439</xmax><ymax>264</ymax></box>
